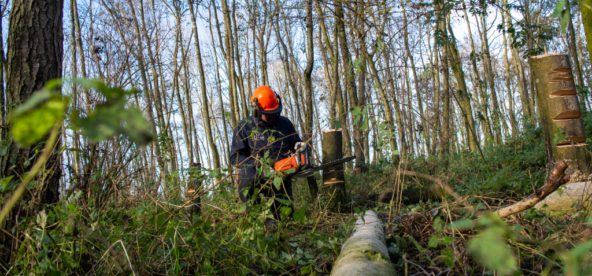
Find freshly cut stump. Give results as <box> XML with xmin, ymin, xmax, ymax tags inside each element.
<box><xmin>331</xmin><ymin>210</ymin><xmax>396</xmax><ymax>276</ymax></box>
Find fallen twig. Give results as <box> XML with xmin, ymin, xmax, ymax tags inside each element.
<box><xmin>496</xmin><ymin>160</ymin><xmax>570</xmax><ymax>218</ymax></box>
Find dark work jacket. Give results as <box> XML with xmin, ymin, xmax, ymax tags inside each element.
<box><xmin>229</xmin><ymin>115</ymin><xmax>302</xmax><ymax>167</ymax></box>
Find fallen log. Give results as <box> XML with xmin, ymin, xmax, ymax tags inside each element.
<box><xmin>331</xmin><ymin>210</ymin><xmax>396</xmax><ymax>276</ymax></box>
<box><xmin>535</xmin><ymin>181</ymin><xmax>592</xmax><ymax>213</ymax></box>
<box><xmin>365</xmin><ymin>185</ymin><xmax>445</xmax><ymax>205</ymax></box>
<box><xmin>496</xmin><ymin>160</ymin><xmax>570</xmax><ymax>218</ymax></box>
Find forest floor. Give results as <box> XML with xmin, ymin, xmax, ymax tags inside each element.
<box><xmin>7</xmin><ymin>122</ymin><xmax>592</xmax><ymax>275</ymax></box>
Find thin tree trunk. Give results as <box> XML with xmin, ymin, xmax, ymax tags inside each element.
<box><xmin>303</xmin><ymin>0</ymin><xmax>314</xmax><ymax>144</ymax></box>
<box><xmin>189</xmin><ymin>0</ymin><xmax>221</xmax><ymax>171</ymax></box>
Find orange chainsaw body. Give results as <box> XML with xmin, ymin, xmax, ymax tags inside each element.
<box><xmin>274</xmin><ymin>154</ymin><xmax>307</xmax><ymax>172</ymax></box>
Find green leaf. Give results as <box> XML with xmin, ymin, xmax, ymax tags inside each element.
<box><xmin>275</xmin><ymin>198</ymin><xmax>292</xmax><ymax>206</ymax></box>
<box><xmin>273</xmin><ymin>177</ymin><xmax>282</xmax><ymax>190</ymax></box>
<box><xmin>10</xmin><ymin>91</ymin><xmax>67</xmax><ymax>147</ymax></box>
<box><xmin>334</xmin><ymin>120</ymin><xmax>341</xmax><ymax>129</ymax></box>
<box><xmin>557</xmin><ymin>187</ymin><xmax>563</xmax><ymax>196</ymax></box>
<box><xmin>428</xmin><ymin>235</ymin><xmax>439</xmax><ymax>248</ymax></box>
<box><xmin>441</xmin><ymin>249</ymin><xmax>455</xmax><ymax>269</ymax></box>
<box><xmin>560</xmin><ymin>11</ymin><xmax>570</xmax><ymax>33</ymax></box>
<box><xmin>552</xmin><ymin>0</ymin><xmax>566</xmax><ymax>17</ymax></box>
<box><xmin>74</xmin><ymin>103</ymin><xmax>154</xmax><ymax>145</ymax></box>
<box><xmin>280</xmin><ymin>206</ymin><xmax>292</xmax><ymax>220</ymax></box>
<box><xmin>469</xmin><ymin>228</ymin><xmax>517</xmax><ymax>274</ymax></box>
<box><xmin>359</xmin><ymin>119</ymin><xmax>369</xmax><ymax>131</ymax></box>
<box><xmin>433</xmin><ymin>217</ymin><xmax>444</xmax><ymax>232</ymax></box>
<box><xmin>447</xmin><ymin>219</ymin><xmax>474</xmax><ymax>230</ymax></box>
<box><xmin>300</xmin><ymin>265</ymin><xmax>312</xmax><ymax>275</ymax></box>
<box><xmin>294</xmin><ymin>208</ymin><xmax>306</xmax><ymax>224</ymax></box>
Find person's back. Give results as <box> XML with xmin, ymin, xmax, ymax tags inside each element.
<box><xmin>229</xmin><ymin>86</ymin><xmax>305</xmax><ymax>225</ymax></box>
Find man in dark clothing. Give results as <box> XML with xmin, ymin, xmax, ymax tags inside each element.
<box><xmin>229</xmin><ymin>86</ymin><xmax>304</xmax><ymax>224</ymax></box>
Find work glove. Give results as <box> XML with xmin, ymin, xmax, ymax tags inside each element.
<box><xmin>294</xmin><ymin>142</ymin><xmax>306</xmax><ymax>152</ymax></box>
<box><xmin>257</xmin><ymin>162</ymin><xmax>276</xmax><ymax>178</ymax></box>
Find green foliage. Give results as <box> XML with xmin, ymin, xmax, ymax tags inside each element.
<box><xmin>559</xmin><ymin>240</ymin><xmax>592</xmax><ymax>275</ymax></box>
<box><xmin>10</xmin><ymin>81</ymin><xmax>68</xmax><ymax>147</ymax></box>
<box><xmin>69</xmin><ymin>78</ymin><xmax>154</xmax><ymax>145</ymax></box>
<box><xmin>552</xmin><ymin>0</ymin><xmax>571</xmax><ymax>33</ymax></box>
<box><xmin>9</xmin><ymin>78</ymin><xmax>154</xmax><ymax>148</ymax></box>
<box><xmin>468</xmin><ymin>214</ymin><xmax>517</xmax><ymax>275</ymax></box>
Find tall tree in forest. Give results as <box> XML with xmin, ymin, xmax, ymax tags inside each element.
<box><xmin>0</xmin><ymin>0</ymin><xmax>63</xmax><ymax>263</ymax></box>
<box><xmin>443</xmin><ymin>11</ymin><xmax>478</xmax><ymax>151</ymax></box>
<box><xmin>436</xmin><ymin>0</ymin><xmax>451</xmax><ymax>154</ymax></box>
<box><xmin>302</xmin><ymin>0</ymin><xmax>314</xmax><ymax>144</ymax></box>
<box><xmin>189</xmin><ymin>0</ymin><xmax>221</xmax><ymax>172</ymax></box>
<box><xmin>335</xmin><ymin>0</ymin><xmax>364</xmax><ymax>171</ymax></box>
<box><xmin>401</xmin><ymin>0</ymin><xmax>430</xmax><ymax>154</ymax></box>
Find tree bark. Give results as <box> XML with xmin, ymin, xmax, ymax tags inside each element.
<box><xmin>1</xmin><ymin>0</ymin><xmax>64</xmax><ymax>263</ymax></box>
<box><xmin>529</xmin><ymin>54</ymin><xmax>589</xmax><ymax>173</ymax></box>
<box><xmin>322</xmin><ymin>130</ymin><xmax>347</xmax><ymax>213</ymax></box>
<box><xmin>303</xmin><ymin>0</ymin><xmax>314</xmax><ymax>144</ymax></box>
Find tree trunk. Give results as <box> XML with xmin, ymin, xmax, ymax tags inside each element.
<box><xmin>529</xmin><ymin>54</ymin><xmax>589</xmax><ymax>173</ymax></box>
<box><xmin>1</xmin><ymin>0</ymin><xmax>64</xmax><ymax>264</ymax></box>
<box><xmin>322</xmin><ymin>130</ymin><xmax>347</xmax><ymax>213</ymax></box>
<box><xmin>335</xmin><ymin>0</ymin><xmax>363</xmax><ymax>170</ymax></box>
<box><xmin>566</xmin><ymin>0</ymin><xmax>589</xmax><ymax>111</ymax></box>
<box><xmin>402</xmin><ymin>0</ymin><xmax>430</xmax><ymax>155</ymax></box>
<box><xmin>189</xmin><ymin>0</ymin><xmax>221</xmax><ymax>171</ymax></box>
<box><xmin>437</xmin><ymin>0</ymin><xmax>451</xmax><ymax>155</ymax></box>
<box><xmin>303</xmin><ymin>0</ymin><xmax>314</xmax><ymax>144</ymax></box>
<box><xmin>445</xmin><ymin>15</ymin><xmax>478</xmax><ymax>151</ymax></box>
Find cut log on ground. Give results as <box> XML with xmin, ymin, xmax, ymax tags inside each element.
<box><xmin>496</xmin><ymin>160</ymin><xmax>570</xmax><ymax>218</ymax></box>
<box><xmin>535</xmin><ymin>181</ymin><xmax>592</xmax><ymax>213</ymax></box>
<box><xmin>331</xmin><ymin>210</ymin><xmax>396</xmax><ymax>276</ymax></box>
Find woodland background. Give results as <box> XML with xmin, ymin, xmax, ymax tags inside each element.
<box><xmin>0</xmin><ymin>0</ymin><xmax>591</xmax><ymax>274</ymax></box>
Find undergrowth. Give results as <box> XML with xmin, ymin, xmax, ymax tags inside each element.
<box><xmin>1</xmin><ymin>80</ymin><xmax>591</xmax><ymax>275</ymax></box>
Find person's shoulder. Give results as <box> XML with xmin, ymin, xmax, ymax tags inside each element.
<box><xmin>234</xmin><ymin>116</ymin><xmax>256</xmax><ymax>132</ymax></box>
<box><xmin>277</xmin><ymin>116</ymin><xmax>297</xmax><ymax>130</ymax></box>
<box><xmin>278</xmin><ymin>116</ymin><xmax>294</xmax><ymax>125</ymax></box>
<box><xmin>237</xmin><ymin>116</ymin><xmax>256</xmax><ymax>127</ymax></box>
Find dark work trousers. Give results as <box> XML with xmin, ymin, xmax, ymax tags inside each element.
<box><xmin>237</xmin><ymin>167</ymin><xmax>293</xmax><ymax>220</ymax></box>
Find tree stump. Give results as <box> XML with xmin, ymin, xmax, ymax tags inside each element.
<box><xmin>529</xmin><ymin>54</ymin><xmax>589</xmax><ymax>174</ymax></box>
<box><xmin>186</xmin><ymin>162</ymin><xmax>202</xmax><ymax>217</ymax></box>
<box><xmin>322</xmin><ymin>129</ymin><xmax>347</xmax><ymax>212</ymax></box>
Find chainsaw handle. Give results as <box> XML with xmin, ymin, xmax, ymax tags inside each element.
<box><xmin>290</xmin><ymin>144</ymin><xmax>309</xmax><ymax>177</ymax></box>
<box><xmin>301</xmin><ymin>145</ymin><xmax>311</xmax><ymax>170</ymax></box>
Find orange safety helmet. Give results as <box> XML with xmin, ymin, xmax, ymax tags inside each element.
<box><xmin>250</xmin><ymin>86</ymin><xmax>283</xmax><ymax>115</ymax></box>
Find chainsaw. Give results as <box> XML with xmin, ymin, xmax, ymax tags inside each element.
<box><xmin>273</xmin><ymin>144</ymin><xmax>356</xmax><ymax>179</ymax></box>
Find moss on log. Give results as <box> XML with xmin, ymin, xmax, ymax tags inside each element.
<box><xmin>322</xmin><ymin>129</ymin><xmax>347</xmax><ymax>212</ymax></box>
<box><xmin>331</xmin><ymin>210</ymin><xmax>396</xmax><ymax>276</ymax></box>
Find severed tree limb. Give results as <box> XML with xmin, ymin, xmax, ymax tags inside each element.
<box><xmin>397</xmin><ymin>170</ymin><xmax>462</xmax><ymax>201</ymax></box>
<box><xmin>396</xmin><ymin>170</ymin><xmax>476</xmax><ymax>212</ymax></box>
<box><xmin>496</xmin><ymin>160</ymin><xmax>570</xmax><ymax>218</ymax></box>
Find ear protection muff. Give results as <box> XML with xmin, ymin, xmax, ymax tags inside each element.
<box><xmin>252</xmin><ymin>98</ymin><xmax>262</xmax><ymax>118</ymax></box>
<box><xmin>275</xmin><ymin>92</ymin><xmax>282</xmax><ymax>107</ymax></box>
